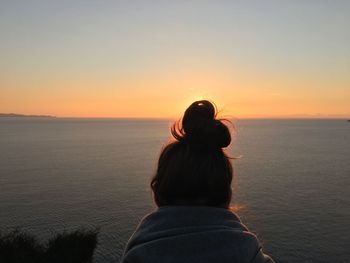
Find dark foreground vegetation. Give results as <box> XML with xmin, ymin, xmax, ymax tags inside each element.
<box><xmin>0</xmin><ymin>229</ymin><xmax>98</xmax><ymax>263</ymax></box>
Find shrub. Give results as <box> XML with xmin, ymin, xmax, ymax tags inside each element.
<box><xmin>0</xmin><ymin>229</ymin><xmax>98</xmax><ymax>263</ymax></box>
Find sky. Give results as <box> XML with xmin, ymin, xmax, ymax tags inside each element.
<box><xmin>1</xmin><ymin>0</ymin><xmax>349</xmax><ymax>118</ymax></box>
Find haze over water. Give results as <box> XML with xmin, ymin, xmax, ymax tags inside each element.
<box><xmin>0</xmin><ymin>118</ymin><xmax>349</xmax><ymax>262</ymax></box>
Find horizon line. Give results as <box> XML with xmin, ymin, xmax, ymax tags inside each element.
<box><xmin>1</xmin><ymin>112</ymin><xmax>349</xmax><ymax>120</ymax></box>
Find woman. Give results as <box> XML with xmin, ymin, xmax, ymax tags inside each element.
<box><xmin>121</xmin><ymin>100</ymin><xmax>274</xmax><ymax>263</ymax></box>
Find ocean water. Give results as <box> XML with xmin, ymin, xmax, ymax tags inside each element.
<box><xmin>0</xmin><ymin>118</ymin><xmax>349</xmax><ymax>262</ymax></box>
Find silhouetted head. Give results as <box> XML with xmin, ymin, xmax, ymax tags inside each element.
<box><xmin>151</xmin><ymin>100</ymin><xmax>233</xmax><ymax>208</ymax></box>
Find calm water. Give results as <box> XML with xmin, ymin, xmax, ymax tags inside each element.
<box><xmin>0</xmin><ymin>118</ymin><xmax>349</xmax><ymax>262</ymax></box>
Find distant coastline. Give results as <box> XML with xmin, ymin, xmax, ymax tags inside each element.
<box><xmin>0</xmin><ymin>113</ymin><xmax>348</xmax><ymax>120</ymax></box>
<box><xmin>0</xmin><ymin>113</ymin><xmax>56</xmax><ymax>118</ymax></box>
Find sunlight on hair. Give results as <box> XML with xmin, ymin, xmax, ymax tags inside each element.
<box><xmin>229</xmin><ymin>204</ymin><xmax>246</xmax><ymax>213</ymax></box>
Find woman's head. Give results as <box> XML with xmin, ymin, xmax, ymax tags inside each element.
<box><xmin>151</xmin><ymin>100</ymin><xmax>233</xmax><ymax>208</ymax></box>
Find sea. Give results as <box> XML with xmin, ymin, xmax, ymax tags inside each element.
<box><xmin>0</xmin><ymin>118</ymin><xmax>349</xmax><ymax>262</ymax></box>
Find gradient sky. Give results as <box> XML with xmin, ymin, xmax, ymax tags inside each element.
<box><xmin>1</xmin><ymin>0</ymin><xmax>349</xmax><ymax>118</ymax></box>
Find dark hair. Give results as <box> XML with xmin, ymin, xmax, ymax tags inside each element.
<box><xmin>151</xmin><ymin>100</ymin><xmax>233</xmax><ymax>208</ymax></box>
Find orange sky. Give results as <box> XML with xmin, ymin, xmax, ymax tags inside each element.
<box><xmin>2</xmin><ymin>66</ymin><xmax>349</xmax><ymax>118</ymax></box>
<box><xmin>1</xmin><ymin>1</ymin><xmax>349</xmax><ymax>118</ymax></box>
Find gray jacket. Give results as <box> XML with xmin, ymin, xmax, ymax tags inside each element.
<box><xmin>121</xmin><ymin>206</ymin><xmax>274</xmax><ymax>263</ymax></box>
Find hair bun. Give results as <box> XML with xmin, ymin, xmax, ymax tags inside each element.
<box><xmin>172</xmin><ymin>100</ymin><xmax>231</xmax><ymax>149</ymax></box>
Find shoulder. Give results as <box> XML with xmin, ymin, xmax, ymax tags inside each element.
<box><xmin>233</xmin><ymin>230</ymin><xmax>275</xmax><ymax>263</ymax></box>
<box><xmin>121</xmin><ymin>206</ymin><xmax>275</xmax><ymax>263</ymax></box>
